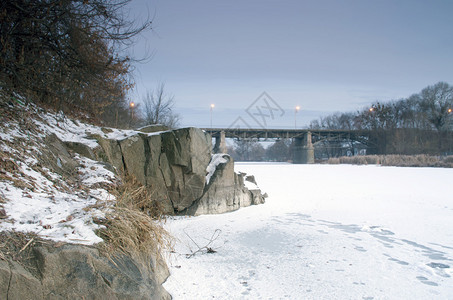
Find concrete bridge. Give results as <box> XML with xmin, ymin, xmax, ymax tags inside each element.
<box><xmin>203</xmin><ymin>128</ymin><xmax>371</xmax><ymax>164</ymax></box>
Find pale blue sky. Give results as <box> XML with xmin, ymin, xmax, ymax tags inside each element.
<box><xmin>129</xmin><ymin>0</ymin><xmax>453</xmax><ymax>128</ymax></box>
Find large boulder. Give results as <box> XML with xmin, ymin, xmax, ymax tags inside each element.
<box><xmin>95</xmin><ymin>135</ymin><xmax>124</xmax><ymax>173</ymax></box>
<box><xmin>0</xmin><ymin>259</ymin><xmax>42</xmax><ymax>300</ymax></box>
<box><xmin>0</xmin><ymin>243</ymin><xmax>170</xmax><ymax>300</ymax></box>
<box><xmin>160</xmin><ymin>128</ymin><xmax>211</xmax><ymax>211</ymax></box>
<box><xmin>138</xmin><ymin>124</ymin><xmax>169</xmax><ymax>133</ymax></box>
<box><xmin>41</xmin><ymin>133</ymin><xmax>79</xmax><ymax>177</ymax></box>
<box><xmin>94</xmin><ymin>127</ymin><xmax>265</xmax><ymax>215</ymax></box>
<box><xmin>120</xmin><ymin>134</ymin><xmax>146</xmax><ymax>183</ymax></box>
<box><xmin>182</xmin><ymin>155</ymin><xmax>266</xmax><ymax>215</ymax></box>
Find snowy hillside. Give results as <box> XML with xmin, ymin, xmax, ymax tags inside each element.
<box><xmin>164</xmin><ymin>163</ymin><xmax>453</xmax><ymax>299</ymax></box>
<box><xmin>0</xmin><ymin>104</ymin><xmax>139</xmax><ymax>244</ymax></box>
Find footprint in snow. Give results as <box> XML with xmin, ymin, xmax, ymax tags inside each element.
<box><xmin>427</xmin><ymin>262</ymin><xmax>450</xmax><ymax>269</ymax></box>
<box><xmin>387</xmin><ymin>257</ymin><xmax>409</xmax><ymax>265</ymax></box>
<box><xmin>426</xmin><ymin>262</ymin><xmax>451</xmax><ymax>278</ymax></box>
<box><xmin>416</xmin><ymin>276</ymin><xmax>439</xmax><ymax>286</ymax></box>
<box><xmin>354</xmin><ymin>245</ymin><xmax>367</xmax><ymax>252</ymax></box>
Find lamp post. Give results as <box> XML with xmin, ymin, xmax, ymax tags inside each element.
<box><xmin>448</xmin><ymin>109</ymin><xmax>453</xmax><ymax>153</ymax></box>
<box><xmin>210</xmin><ymin>104</ymin><xmax>215</xmax><ymax>132</ymax></box>
<box><xmin>129</xmin><ymin>101</ymin><xmax>135</xmax><ymax>128</ymax></box>
<box><xmin>295</xmin><ymin>106</ymin><xmax>300</xmax><ymax>129</ymax></box>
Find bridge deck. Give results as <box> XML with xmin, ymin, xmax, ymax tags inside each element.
<box><xmin>202</xmin><ymin>128</ymin><xmax>369</xmax><ymax>141</ymax></box>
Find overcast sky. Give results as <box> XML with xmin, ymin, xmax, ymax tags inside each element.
<box><xmin>128</xmin><ymin>0</ymin><xmax>453</xmax><ymax>128</ymax></box>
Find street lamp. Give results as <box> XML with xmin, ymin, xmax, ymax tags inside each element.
<box><xmin>295</xmin><ymin>106</ymin><xmax>300</xmax><ymax>129</ymax></box>
<box><xmin>129</xmin><ymin>101</ymin><xmax>135</xmax><ymax>127</ymax></box>
<box><xmin>448</xmin><ymin>108</ymin><xmax>452</xmax><ymax>114</ymax></box>
<box><xmin>210</xmin><ymin>104</ymin><xmax>215</xmax><ymax>131</ymax></box>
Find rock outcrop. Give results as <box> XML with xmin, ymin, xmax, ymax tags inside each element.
<box><xmin>93</xmin><ymin>127</ymin><xmax>265</xmax><ymax>215</ymax></box>
<box><xmin>0</xmin><ymin>243</ymin><xmax>170</xmax><ymax>300</ymax></box>
<box><xmin>181</xmin><ymin>155</ymin><xmax>264</xmax><ymax>215</ymax></box>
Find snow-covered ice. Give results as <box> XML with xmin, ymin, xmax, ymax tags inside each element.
<box><xmin>164</xmin><ymin>163</ymin><xmax>453</xmax><ymax>299</ymax></box>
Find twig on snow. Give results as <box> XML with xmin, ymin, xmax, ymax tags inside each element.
<box><xmin>183</xmin><ymin>229</ymin><xmax>222</xmax><ymax>258</ymax></box>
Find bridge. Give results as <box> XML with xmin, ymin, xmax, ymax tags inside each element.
<box><xmin>202</xmin><ymin>128</ymin><xmax>372</xmax><ymax>164</ymax></box>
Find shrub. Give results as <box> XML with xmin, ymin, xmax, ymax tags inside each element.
<box><xmin>97</xmin><ymin>176</ymin><xmax>173</xmax><ymax>260</ymax></box>
<box><xmin>324</xmin><ymin>154</ymin><xmax>453</xmax><ymax>168</ymax></box>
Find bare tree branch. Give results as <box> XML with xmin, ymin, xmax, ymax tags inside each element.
<box><xmin>142</xmin><ymin>83</ymin><xmax>180</xmax><ymax>128</ymax></box>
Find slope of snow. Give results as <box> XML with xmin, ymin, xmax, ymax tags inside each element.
<box><xmin>33</xmin><ymin>111</ymin><xmax>138</xmax><ymax>148</ymax></box>
<box><xmin>163</xmin><ymin>163</ymin><xmax>453</xmax><ymax>299</ymax></box>
<box><xmin>0</xmin><ymin>105</ymin><xmax>130</xmax><ymax>244</ymax></box>
<box><xmin>0</xmin><ymin>104</ymin><xmax>226</xmax><ymax>245</ymax></box>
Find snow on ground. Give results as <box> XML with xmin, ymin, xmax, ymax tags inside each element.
<box><xmin>32</xmin><ymin>110</ymin><xmax>138</xmax><ymax>147</ymax></box>
<box><xmin>163</xmin><ymin>163</ymin><xmax>453</xmax><ymax>299</ymax></box>
<box><xmin>0</xmin><ymin>105</ymin><xmax>135</xmax><ymax>244</ymax></box>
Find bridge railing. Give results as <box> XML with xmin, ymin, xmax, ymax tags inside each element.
<box><xmin>202</xmin><ymin>128</ymin><xmax>371</xmax><ymax>142</ymax></box>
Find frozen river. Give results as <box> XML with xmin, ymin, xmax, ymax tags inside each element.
<box><xmin>164</xmin><ymin>163</ymin><xmax>453</xmax><ymax>299</ymax></box>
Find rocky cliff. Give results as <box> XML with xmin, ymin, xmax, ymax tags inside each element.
<box><xmin>0</xmin><ymin>233</ymin><xmax>170</xmax><ymax>300</ymax></box>
<box><xmin>93</xmin><ymin>126</ymin><xmax>266</xmax><ymax>215</ymax></box>
<box><xmin>0</xmin><ymin>103</ymin><xmax>266</xmax><ymax>299</ymax></box>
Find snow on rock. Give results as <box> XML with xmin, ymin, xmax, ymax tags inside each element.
<box><xmin>243</xmin><ymin>176</ymin><xmax>259</xmax><ymax>190</ymax></box>
<box><xmin>205</xmin><ymin>154</ymin><xmax>229</xmax><ymax>184</ymax></box>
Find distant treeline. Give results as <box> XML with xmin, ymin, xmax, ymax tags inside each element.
<box><xmin>229</xmin><ymin>82</ymin><xmax>453</xmax><ymax>161</ymax></box>
<box><xmin>309</xmin><ymin>82</ymin><xmax>453</xmax><ymax>156</ymax></box>
<box><xmin>228</xmin><ymin>139</ymin><xmax>291</xmax><ymax>162</ymax></box>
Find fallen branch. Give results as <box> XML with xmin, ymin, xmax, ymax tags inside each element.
<box><xmin>19</xmin><ymin>237</ymin><xmax>34</xmax><ymax>254</ymax></box>
<box><xmin>184</xmin><ymin>229</ymin><xmax>222</xmax><ymax>258</ymax></box>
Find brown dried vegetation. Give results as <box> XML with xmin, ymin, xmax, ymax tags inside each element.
<box><xmin>324</xmin><ymin>154</ymin><xmax>453</xmax><ymax>168</ymax></box>
<box><xmin>96</xmin><ymin>175</ymin><xmax>173</xmax><ymax>260</ymax></box>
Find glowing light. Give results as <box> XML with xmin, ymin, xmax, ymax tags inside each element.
<box><xmin>130</xmin><ymin>102</ymin><xmax>135</xmax><ymax>108</ymax></box>
<box><xmin>210</xmin><ymin>104</ymin><xmax>215</xmax><ymax>109</ymax></box>
<box><xmin>448</xmin><ymin>108</ymin><xmax>452</xmax><ymax>113</ymax></box>
<box><xmin>294</xmin><ymin>106</ymin><xmax>300</xmax><ymax>129</ymax></box>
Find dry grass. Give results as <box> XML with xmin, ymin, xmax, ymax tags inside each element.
<box><xmin>323</xmin><ymin>155</ymin><xmax>381</xmax><ymax>165</ymax></box>
<box><xmin>380</xmin><ymin>155</ymin><xmax>453</xmax><ymax>168</ymax></box>
<box><xmin>323</xmin><ymin>155</ymin><xmax>453</xmax><ymax>168</ymax></box>
<box><xmin>96</xmin><ymin>175</ymin><xmax>173</xmax><ymax>260</ymax></box>
<box><xmin>111</xmin><ymin>176</ymin><xmax>166</xmax><ymax>219</ymax></box>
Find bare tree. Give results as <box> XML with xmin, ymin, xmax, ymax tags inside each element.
<box><xmin>307</xmin><ymin>82</ymin><xmax>453</xmax><ymax>155</ymax></box>
<box><xmin>142</xmin><ymin>83</ymin><xmax>180</xmax><ymax>128</ymax></box>
<box><xmin>0</xmin><ymin>0</ymin><xmax>151</xmax><ymax>119</ymax></box>
<box><xmin>418</xmin><ymin>82</ymin><xmax>453</xmax><ymax>132</ymax></box>
<box><xmin>231</xmin><ymin>139</ymin><xmax>265</xmax><ymax>161</ymax></box>
<box><xmin>266</xmin><ymin>139</ymin><xmax>290</xmax><ymax>161</ymax></box>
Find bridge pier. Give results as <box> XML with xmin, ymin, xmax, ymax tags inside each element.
<box><xmin>213</xmin><ymin>130</ymin><xmax>227</xmax><ymax>153</ymax></box>
<box><xmin>293</xmin><ymin>132</ymin><xmax>314</xmax><ymax>164</ymax></box>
